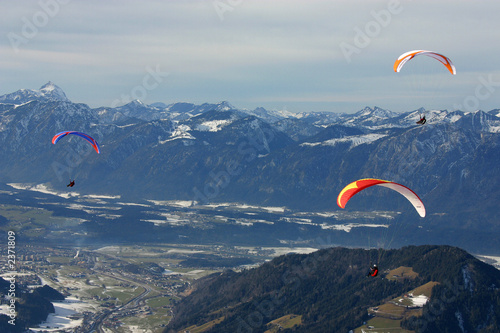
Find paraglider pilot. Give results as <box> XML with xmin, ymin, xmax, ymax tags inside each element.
<box><xmin>416</xmin><ymin>115</ymin><xmax>426</xmax><ymax>125</ymax></box>
<box><xmin>67</xmin><ymin>179</ymin><xmax>75</xmax><ymax>187</ymax></box>
<box><xmin>367</xmin><ymin>264</ymin><xmax>378</xmax><ymax>277</ymax></box>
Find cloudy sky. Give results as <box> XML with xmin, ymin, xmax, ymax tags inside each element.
<box><xmin>1</xmin><ymin>0</ymin><xmax>499</xmax><ymax>113</ymax></box>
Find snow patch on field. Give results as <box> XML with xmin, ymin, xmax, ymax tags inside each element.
<box><xmin>66</xmin><ymin>203</ymin><xmax>121</xmax><ymax>214</ymax></box>
<box><xmin>321</xmin><ymin>223</ymin><xmax>389</xmax><ymax>232</ymax></box>
<box><xmin>265</xmin><ymin>247</ymin><xmax>318</xmax><ymax>256</ymax></box>
<box><xmin>29</xmin><ymin>297</ymin><xmax>96</xmax><ymax>332</ymax></box>
<box><xmin>117</xmin><ymin>201</ymin><xmax>151</xmax><ymax>207</ymax></box>
<box><xmin>8</xmin><ymin>183</ymin><xmax>79</xmax><ymax>198</ymax></box>
<box><xmin>200</xmin><ymin>202</ymin><xmax>286</xmax><ymax>213</ymax></box>
<box><xmin>142</xmin><ymin>212</ymin><xmax>191</xmax><ymax>226</ymax></box>
<box><xmin>83</xmin><ymin>194</ymin><xmax>120</xmax><ymax>199</ymax></box>
<box><xmin>236</xmin><ymin>246</ymin><xmax>317</xmax><ymax>257</ymax></box>
<box><xmin>7</xmin><ymin>183</ymin><xmax>120</xmax><ymax>200</ymax></box>
<box><xmin>410</xmin><ymin>294</ymin><xmax>429</xmax><ymax>307</ymax></box>
<box><xmin>147</xmin><ymin>199</ymin><xmax>193</xmax><ymax>207</ymax></box>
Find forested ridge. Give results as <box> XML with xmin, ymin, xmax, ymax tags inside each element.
<box><xmin>166</xmin><ymin>245</ymin><xmax>500</xmax><ymax>333</ymax></box>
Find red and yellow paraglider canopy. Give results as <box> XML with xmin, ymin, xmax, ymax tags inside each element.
<box><xmin>337</xmin><ymin>178</ymin><xmax>425</xmax><ymax>218</ymax></box>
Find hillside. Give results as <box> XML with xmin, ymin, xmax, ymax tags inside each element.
<box><xmin>165</xmin><ymin>245</ymin><xmax>500</xmax><ymax>333</ymax></box>
<box><xmin>0</xmin><ymin>281</ymin><xmax>63</xmax><ymax>333</ymax></box>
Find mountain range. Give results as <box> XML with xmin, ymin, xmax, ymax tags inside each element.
<box><xmin>1</xmin><ymin>82</ymin><xmax>499</xmax><ymax>253</ymax></box>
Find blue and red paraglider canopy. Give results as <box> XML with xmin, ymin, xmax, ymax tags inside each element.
<box><xmin>52</xmin><ymin>131</ymin><xmax>101</xmax><ymax>154</ymax></box>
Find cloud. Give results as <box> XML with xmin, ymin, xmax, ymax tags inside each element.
<box><xmin>0</xmin><ymin>0</ymin><xmax>499</xmax><ymax>112</ymax></box>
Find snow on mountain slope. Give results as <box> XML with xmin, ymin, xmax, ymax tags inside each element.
<box><xmin>301</xmin><ymin>133</ymin><xmax>388</xmax><ymax>149</ymax></box>
<box><xmin>341</xmin><ymin>106</ymin><xmax>400</xmax><ymax>126</ymax></box>
<box><xmin>195</xmin><ymin>119</ymin><xmax>234</xmax><ymax>132</ymax></box>
<box><xmin>165</xmin><ymin>124</ymin><xmax>196</xmax><ymax>141</ymax></box>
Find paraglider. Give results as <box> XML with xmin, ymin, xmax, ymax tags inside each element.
<box><xmin>367</xmin><ymin>264</ymin><xmax>378</xmax><ymax>277</ymax></box>
<box><xmin>337</xmin><ymin>178</ymin><xmax>425</xmax><ymax>218</ymax></box>
<box><xmin>52</xmin><ymin>131</ymin><xmax>100</xmax><ymax>154</ymax></box>
<box><xmin>52</xmin><ymin>131</ymin><xmax>100</xmax><ymax>188</ymax></box>
<box><xmin>393</xmin><ymin>50</ymin><xmax>456</xmax><ymax>75</ymax></box>
<box><xmin>394</xmin><ymin>50</ymin><xmax>456</xmax><ymax>124</ymax></box>
<box><xmin>416</xmin><ymin>115</ymin><xmax>427</xmax><ymax>125</ymax></box>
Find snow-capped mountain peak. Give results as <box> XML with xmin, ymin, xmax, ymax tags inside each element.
<box><xmin>0</xmin><ymin>81</ymin><xmax>70</xmax><ymax>104</ymax></box>
<box><xmin>355</xmin><ymin>106</ymin><xmax>399</xmax><ymax>119</ymax></box>
<box><xmin>127</xmin><ymin>99</ymin><xmax>146</xmax><ymax>107</ymax></box>
<box><xmin>215</xmin><ymin>101</ymin><xmax>235</xmax><ymax>111</ymax></box>
<box><xmin>339</xmin><ymin>106</ymin><xmax>400</xmax><ymax>128</ymax></box>
<box><xmin>38</xmin><ymin>81</ymin><xmax>70</xmax><ymax>102</ymax></box>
